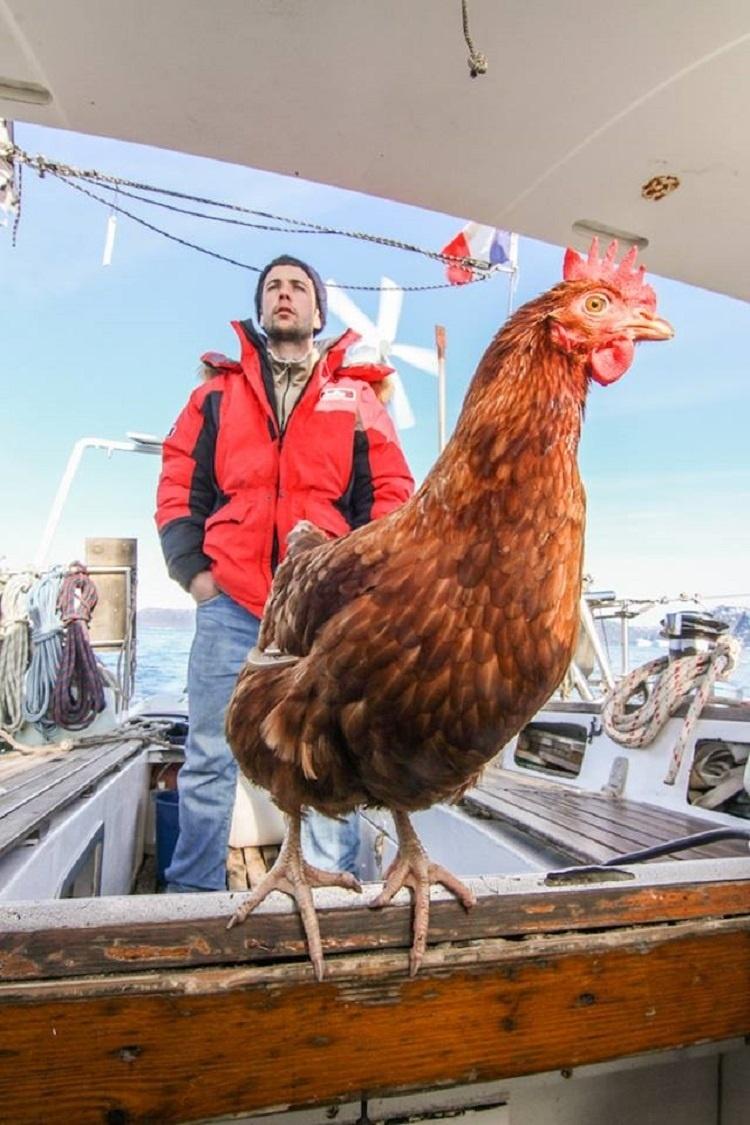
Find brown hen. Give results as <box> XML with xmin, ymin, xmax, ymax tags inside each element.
<box><xmin>226</xmin><ymin>240</ymin><xmax>673</xmax><ymax>977</ymax></box>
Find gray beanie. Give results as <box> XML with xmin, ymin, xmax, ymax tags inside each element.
<box><xmin>255</xmin><ymin>255</ymin><xmax>327</xmax><ymax>335</ymax></box>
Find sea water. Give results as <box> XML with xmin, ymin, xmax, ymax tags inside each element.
<box><xmin>132</xmin><ymin>625</ymin><xmax>750</xmax><ymax>704</ymax></box>
<box><xmin>133</xmin><ymin>625</ymin><xmax>193</xmax><ymax>701</ymax></box>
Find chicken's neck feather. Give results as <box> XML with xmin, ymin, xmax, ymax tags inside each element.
<box><xmin>414</xmin><ymin>295</ymin><xmax>588</xmax><ymax>527</ymax></box>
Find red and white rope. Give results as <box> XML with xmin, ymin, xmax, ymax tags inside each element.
<box><xmin>601</xmin><ymin>635</ymin><xmax>742</xmax><ymax>785</ymax></box>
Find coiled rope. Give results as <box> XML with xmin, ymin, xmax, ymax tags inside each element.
<box><xmin>0</xmin><ymin>573</ymin><xmax>33</xmax><ymax>733</ymax></box>
<box><xmin>601</xmin><ymin>634</ymin><xmax>742</xmax><ymax>785</ymax></box>
<box><xmin>52</xmin><ymin>564</ymin><xmax>106</xmax><ymax>730</ymax></box>
<box><xmin>22</xmin><ymin>568</ymin><xmax>64</xmax><ymax>731</ymax></box>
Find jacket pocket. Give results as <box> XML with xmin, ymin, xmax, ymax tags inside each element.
<box><xmin>205</xmin><ymin>496</ymin><xmax>251</xmax><ymax>531</ymax></box>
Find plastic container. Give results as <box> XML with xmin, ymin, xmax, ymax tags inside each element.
<box><xmin>229</xmin><ymin>774</ymin><xmax>285</xmax><ymax>848</ymax></box>
<box><xmin>154</xmin><ymin>788</ymin><xmax>180</xmax><ymax>885</ymax></box>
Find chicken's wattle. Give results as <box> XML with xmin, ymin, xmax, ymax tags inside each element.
<box><xmin>590</xmin><ymin>337</ymin><xmax>634</xmax><ymax>385</ymax></box>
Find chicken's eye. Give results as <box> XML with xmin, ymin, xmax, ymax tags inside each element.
<box><xmin>584</xmin><ymin>293</ymin><xmax>609</xmax><ymax>314</ymax></box>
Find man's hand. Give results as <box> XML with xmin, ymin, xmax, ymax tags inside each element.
<box><xmin>189</xmin><ymin>570</ymin><xmax>220</xmax><ymax>604</ymax></box>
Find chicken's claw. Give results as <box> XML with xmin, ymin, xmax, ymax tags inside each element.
<box><xmin>227</xmin><ymin>813</ymin><xmax>361</xmax><ymax>981</ymax></box>
<box><xmin>369</xmin><ymin>810</ymin><xmax>476</xmax><ymax>976</ymax></box>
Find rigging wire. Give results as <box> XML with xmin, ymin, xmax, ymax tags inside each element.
<box><xmin>3</xmin><ymin>139</ymin><xmax>504</xmax><ymax>292</ymax></box>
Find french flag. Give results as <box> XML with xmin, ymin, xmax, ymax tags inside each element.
<box><xmin>441</xmin><ymin>223</ymin><xmax>516</xmax><ymax>285</ymax></box>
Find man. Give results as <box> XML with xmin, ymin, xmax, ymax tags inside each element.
<box><xmin>155</xmin><ymin>255</ymin><xmax>414</xmax><ymax>892</ymax></box>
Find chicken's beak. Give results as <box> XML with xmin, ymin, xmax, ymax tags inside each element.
<box><xmin>626</xmin><ymin>309</ymin><xmax>674</xmax><ymax>342</ymax></box>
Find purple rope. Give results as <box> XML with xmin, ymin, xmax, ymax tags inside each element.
<box><xmin>52</xmin><ymin>565</ymin><xmax>106</xmax><ymax>730</ymax></box>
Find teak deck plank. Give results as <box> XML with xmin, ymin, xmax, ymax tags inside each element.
<box><xmin>488</xmin><ymin>787</ymin><xmax>663</xmax><ymax>852</ymax></box>
<box><xmin>0</xmin><ymin>918</ymin><xmax>747</xmax><ymax>1124</ymax></box>
<box><xmin>0</xmin><ymin>740</ymin><xmax>143</xmax><ymax>858</ymax></box>
<box><xmin>469</xmin><ymin>775</ymin><xmax>750</xmax><ymax>864</ymax></box>
<box><xmin>497</xmin><ymin>785</ymin><xmax>744</xmax><ymax>858</ymax></box>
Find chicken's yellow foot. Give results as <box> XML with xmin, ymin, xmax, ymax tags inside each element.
<box><xmin>227</xmin><ymin>810</ymin><xmax>362</xmax><ymax>980</ymax></box>
<box><xmin>369</xmin><ymin>808</ymin><xmax>476</xmax><ymax>976</ymax></box>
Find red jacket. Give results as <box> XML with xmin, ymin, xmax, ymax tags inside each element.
<box><xmin>156</xmin><ymin>321</ymin><xmax>414</xmax><ymax>617</ymax></box>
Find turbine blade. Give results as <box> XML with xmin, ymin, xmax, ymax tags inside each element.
<box><xmin>325</xmin><ymin>281</ymin><xmax>377</xmax><ymax>339</ymax></box>
<box><xmin>390</xmin><ymin>371</ymin><xmax>416</xmax><ymax>430</ymax></box>
<box><xmin>377</xmin><ymin>277</ymin><xmax>403</xmax><ymax>344</ymax></box>
<box><xmin>391</xmin><ymin>343</ymin><xmax>439</xmax><ymax>376</ymax></box>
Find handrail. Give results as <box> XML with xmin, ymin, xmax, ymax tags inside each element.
<box><xmin>33</xmin><ymin>434</ymin><xmax>162</xmax><ymax>570</ymax></box>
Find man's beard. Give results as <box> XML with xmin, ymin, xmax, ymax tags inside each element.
<box><xmin>266</xmin><ymin>322</ymin><xmax>312</xmax><ymax>346</ymax></box>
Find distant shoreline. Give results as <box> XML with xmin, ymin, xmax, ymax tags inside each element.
<box><xmin>138</xmin><ymin>607</ymin><xmax>195</xmax><ymax>629</ymax></box>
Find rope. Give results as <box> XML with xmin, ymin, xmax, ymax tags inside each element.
<box><xmin>53</xmin><ymin>173</ymin><xmax>492</xmax><ymax>293</ymax></box>
<box><xmin>601</xmin><ymin>635</ymin><xmax>743</xmax><ymax>785</ymax></box>
<box><xmin>0</xmin><ymin>574</ymin><xmax>33</xmax><ymax>733</ymax></box>
<box><xmin>11</xmin><ymin>159</ymin><xmax>22</xmax><ymax>246</ymax></box>
<box><xmin>461</xmin><ymin>0</ymin><xmax>489</xmax><ymax>77</ymax></box>
<box><xmin>0</xmin><ymin>715</ymin><xmax>175</xmax><ymax>757</ymax></box>
<box><xmin>1</xmin><ymin>138</ymin><xmax>500</xmax><ymax>291</ymax></box>
<box><xmin>52</xmin><ymin>564</ymin><xmax>106</xmax><ymax>730</ymax></box>
<box><xmin>22</xmin><ymin>568</ymin><xmax>64</xmax><ymax>731</ymax></box>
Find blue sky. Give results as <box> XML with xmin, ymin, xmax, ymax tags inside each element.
<box><xmin>2</xmin><ymin>123</ymin><xmax>749</xmax><ymax>611</ymax></box>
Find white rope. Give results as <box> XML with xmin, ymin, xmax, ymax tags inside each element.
<box><xmin>0</xmin><ymin>573</ymin><xmax>33</xmax><ymax>733</ymax></box>
<box><xmin>0</xmin><ymin>716</ymin><xmax>175</xmax><ymax>756</ymax></box>
<box><xmin>22</xmin><ymin>568</ymin><xmax>64</xmax><ymax>730</ymax></box>
<box><xmin>601</xmin><ymin>634</ymin><xmax>743</xmax><ymax>785</ymax></box>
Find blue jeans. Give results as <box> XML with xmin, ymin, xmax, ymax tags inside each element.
<box><xmin>302</xmin><ymin>808</ymin><xmax>361</xmax><ymax>875</ymax></box>
<box><xmin>166</xmin><ymin>591</ymin><xmax>361</xmax><ymax>890</ymax></box>
<box><xmin>166</xmin><ymin>593</ymin><xmax>260</xmax><ymax>892</ymax></box>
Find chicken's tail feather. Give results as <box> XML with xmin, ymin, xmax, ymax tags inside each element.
<box><xmin>229</xmin><ymin>659</ymin><xmax>336</xmax><ymax>787</ymax></box>
<box><xmin>261</xmin><ymin>687</ymin><xmax>327</xmax><ymax>781</ymax></box>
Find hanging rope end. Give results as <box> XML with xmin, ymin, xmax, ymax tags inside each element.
<box><xmin>467</xmin><ymin>52</ymin><xmax>488</xmax><ymax>78</ymax></box>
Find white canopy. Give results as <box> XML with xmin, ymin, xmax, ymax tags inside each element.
<box><xmin>2</xmin><ymin>1</ymin><xmax>749</xmax><ymax>299</ymax></box>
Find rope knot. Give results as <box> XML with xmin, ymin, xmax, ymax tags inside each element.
<box><xmin>467</xmin><ymin>52</ymin><xmax>488</xmax><ymax>77</ymax></box>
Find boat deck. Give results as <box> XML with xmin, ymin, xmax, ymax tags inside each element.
<box><xmin>467</xmin><ymin>766</ymin><xmax>750</xmax><ymax>865</ymax></box>
<box><xmin>0</xmin><ymin>739</ymin><xmax>146</xmax><ymax>859</ymax></box>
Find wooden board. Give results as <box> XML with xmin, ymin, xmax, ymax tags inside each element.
<box><xmin>0</xmin><ymin>740</ymin><xmax>144</xmax><ymax>857</ymax></box>
<box><xmin>0</xmin><ymin>918</ymin><xmax>747</xmax><ymax>1124</ymax></box>
<box><xmin>468</xmin><ymin>774</ymin><xmax>750</xmax><ymax>865</ymax></box>
<box><xmin>2</xmin><ymin>874</ymin><xmax>749</xmax><ymax>980</ymax></box>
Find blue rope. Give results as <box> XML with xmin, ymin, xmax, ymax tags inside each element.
<box><xmin>23</xmin><ymin>568</ymin><xmax>64</xmax><ymax>732</ymax></box>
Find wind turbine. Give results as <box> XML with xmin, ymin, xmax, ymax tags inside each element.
<box><xmin>325</xmin><ymin>277</ymin><xmax>438</xmax><ymax>429</ymax></box>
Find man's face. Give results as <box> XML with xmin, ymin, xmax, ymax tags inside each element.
<box><xmin>260</xmin><ymin>265</ymin><xmax>321</xmax><ymax>344</ymax></box>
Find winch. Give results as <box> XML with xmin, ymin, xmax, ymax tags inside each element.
<box><xmin>661</xmin><ymin>610</ymin><xmax>729</xmax><ymax>659</ymax></box>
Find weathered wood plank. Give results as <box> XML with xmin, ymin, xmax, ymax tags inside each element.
<box><xmin>510</xmin><ymin>781</ymin><xmax>746</xmax><ymax>844</ymax></box>
<box><xmin>512</xmin><ymin>787</ymin><xmax>746</xmax><ymax>859</ymax></box>
<box><xmin>0</xmin><ymin>919</ymin><xmax>747</xmax><ymax>1124</ymax></box>
<box><xmin>466</xmin><ymin>788</ymin><xmax>612</xmax><ymax>862</ymax></box>
<box><xmin>468</xmin><ymin>780</ymin><xmax>750</xmax><ymax>864</ymax></box>
<box><xmin>483</xmin><ymin>786</ymin><xmax>657</xmax><ymax>852</ymax></box>
<box><xmin>0</xmin><ymin>740</ymin><xmax>144</xmax><ymax>857</ymax></box>
<box><xmin>2</xmin><ymin>875</ymin><xmax>749</xmax><ymax>980</ymax></box>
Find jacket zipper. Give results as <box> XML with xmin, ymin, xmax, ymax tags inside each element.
<box><xmin>271</xmin><ymin>426</ymin><xmax>283</xmax><ymax>574</ymax></box>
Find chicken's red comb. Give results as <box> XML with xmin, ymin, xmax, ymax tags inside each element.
<box><xmin>563</xmin><ymin>238</ymin><xmax>656</xmax><ymax>310</ymax></box>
